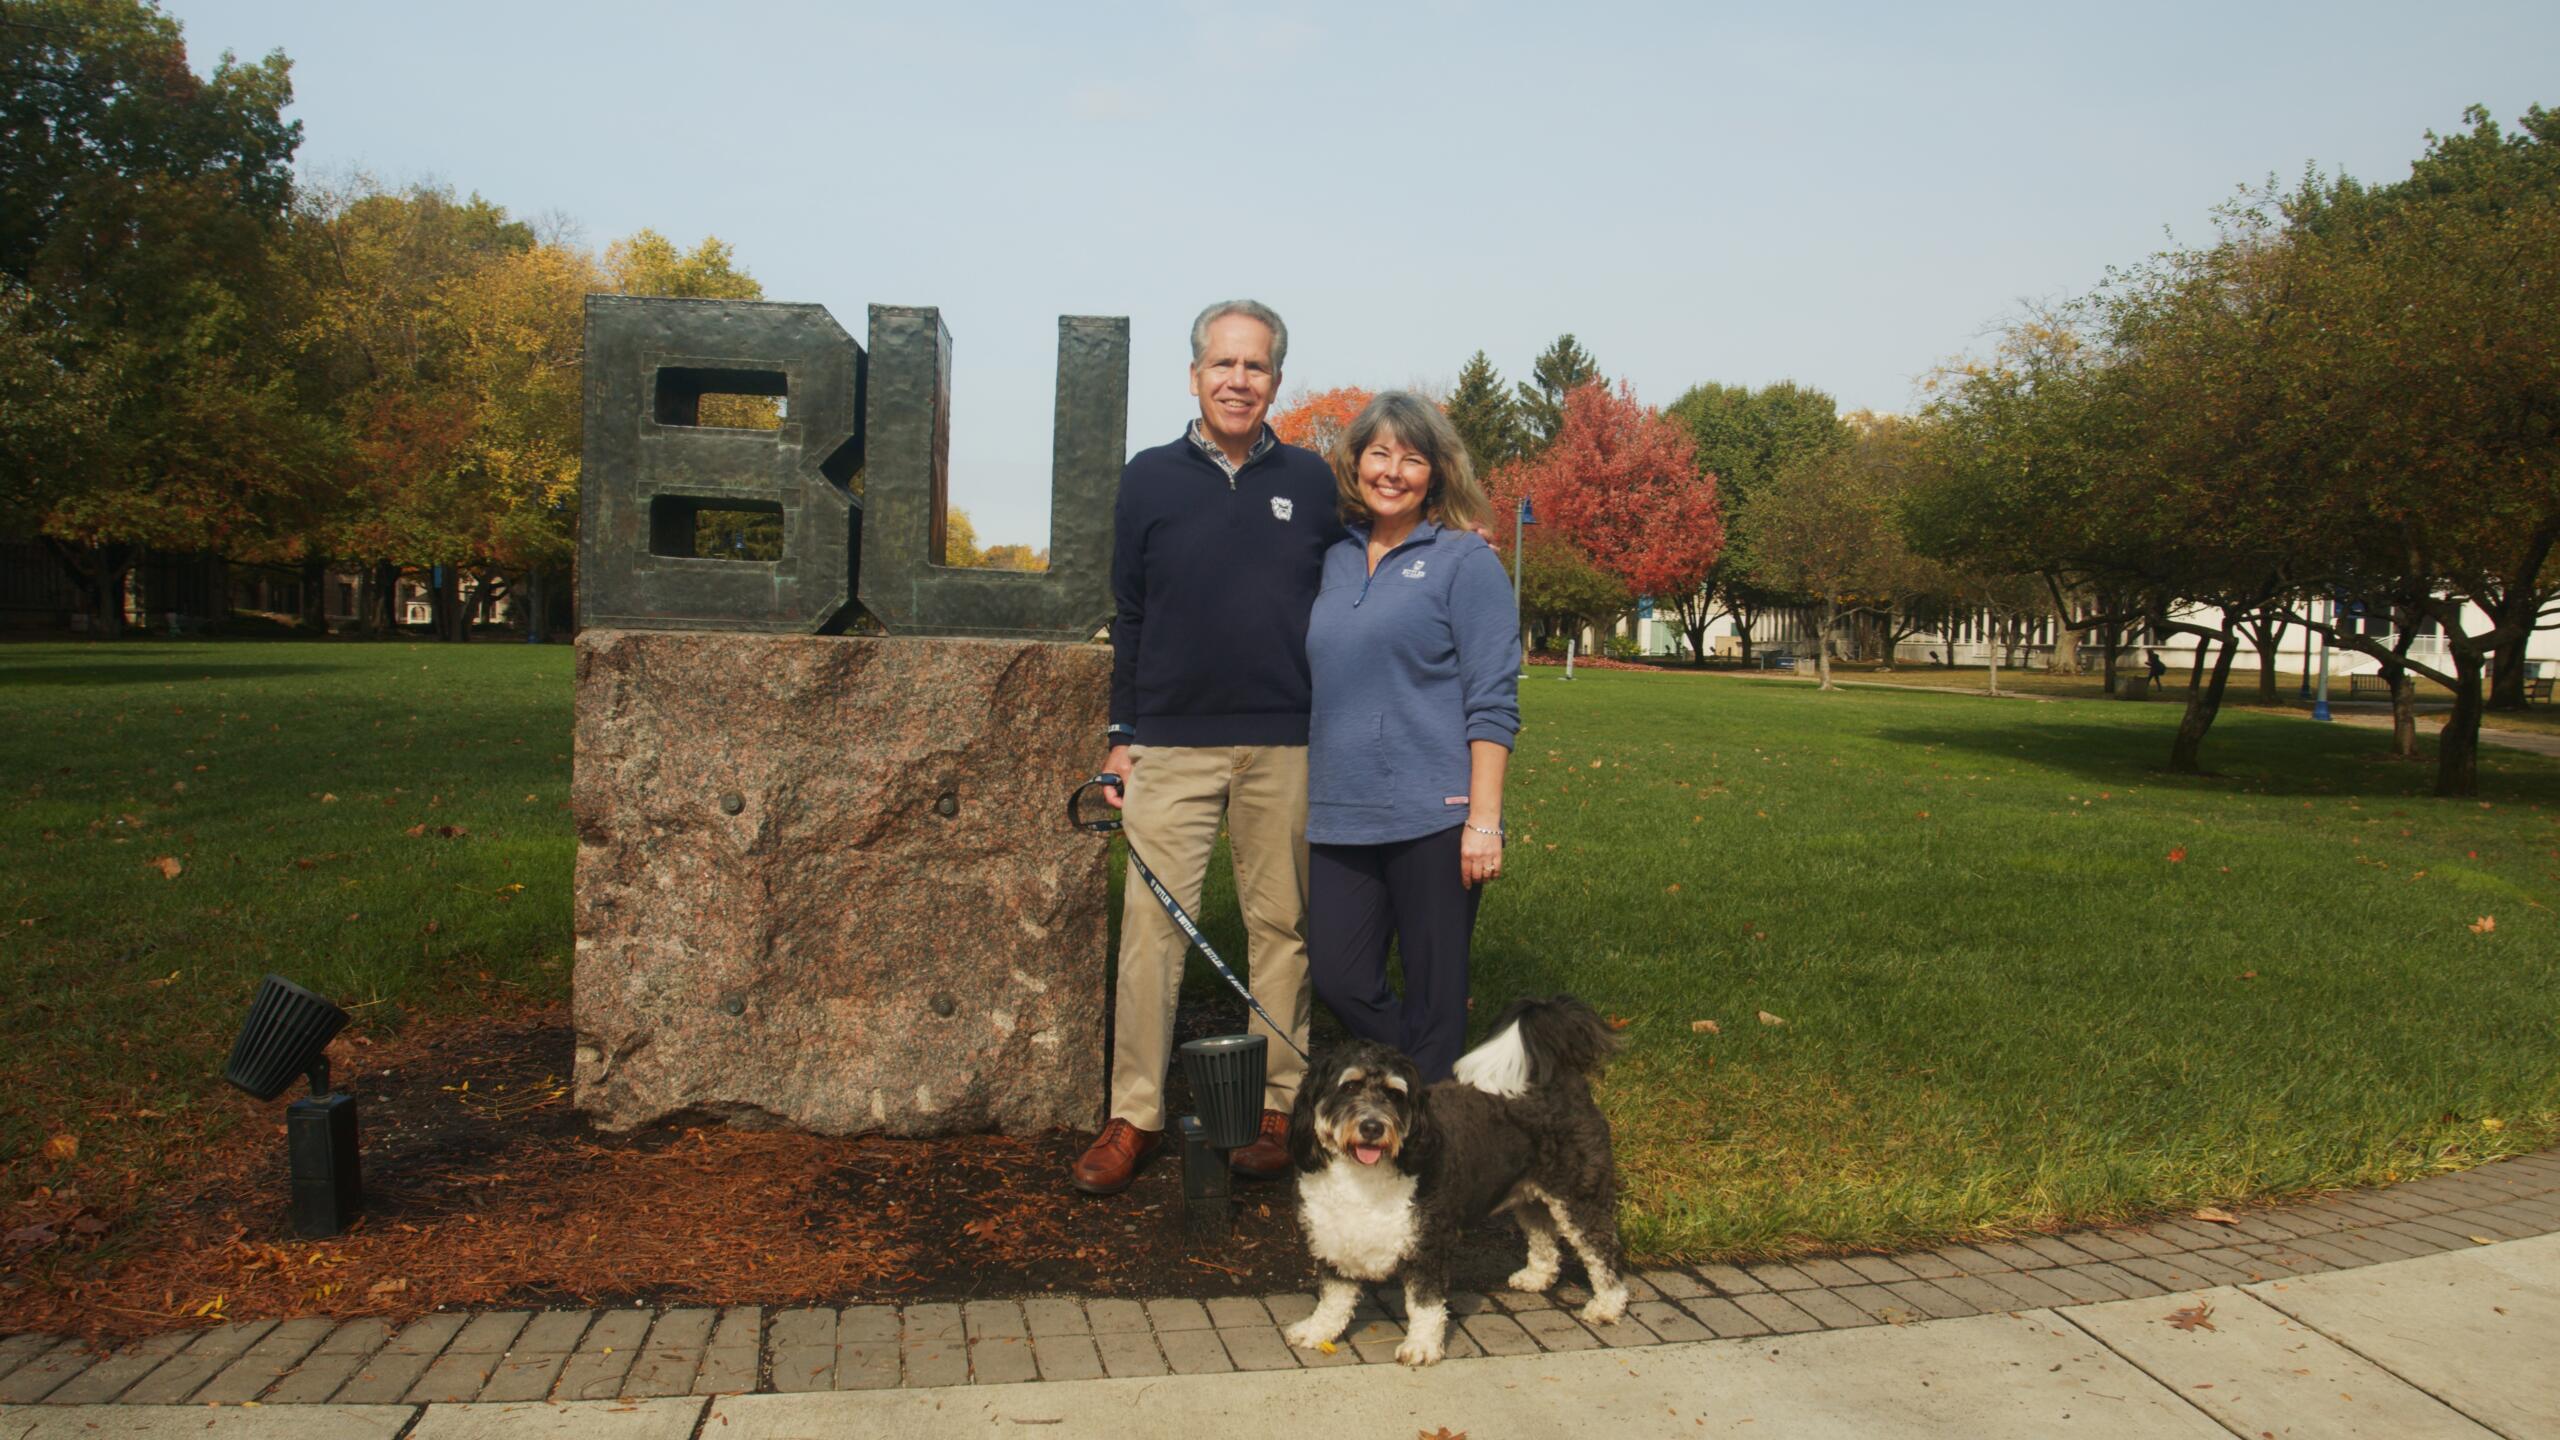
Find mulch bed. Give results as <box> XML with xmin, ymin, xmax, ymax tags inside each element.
<box><xmin>2</xmin><ymin>1003</ymin><xmax>1431</xmax><ymax>1344</ymax></box>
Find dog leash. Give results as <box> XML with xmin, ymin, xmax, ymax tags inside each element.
<box><xmin>1067</xmin><ymin>772</ymin><xmax>1311</xmax><ymax>1062</ymax></box>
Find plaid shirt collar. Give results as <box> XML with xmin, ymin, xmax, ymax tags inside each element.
<box><xmin>1187</xmin><ymin>419</ymin><xmax>1276</xmax><ymax>478</ymax></box>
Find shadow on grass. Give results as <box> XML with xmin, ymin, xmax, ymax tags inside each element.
<box><xmin>1875</xmin><ymin>715</ymin><xmax>2560</xmax><ymax>804</ymax></box>
<box><xmin>0</xmin><ymin>662</ymin><xmax>346</xmax><ymax>688</ymax></box>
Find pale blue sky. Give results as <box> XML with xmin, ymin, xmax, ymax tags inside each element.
<box><xmin>176</xmin><ymin>0</ymin><xmax>2558</xmax><ymax>548</ymax></box>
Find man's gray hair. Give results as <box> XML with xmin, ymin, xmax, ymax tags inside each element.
<box><xmin>1189</xmin><ymin>299</ymin><xmax>1288</xmax><ymax>373</ymax></box>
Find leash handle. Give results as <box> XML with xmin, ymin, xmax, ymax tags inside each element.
<box><xmin>1066</xmin><ymin>772</ymin><xmax>1310</xmax><ymax>1063</ymax></box>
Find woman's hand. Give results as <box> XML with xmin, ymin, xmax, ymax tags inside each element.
<box><xmin>1460</xmin><ymin>819</ymin><xmax>1503</xmax><ymax>887</ymax></box>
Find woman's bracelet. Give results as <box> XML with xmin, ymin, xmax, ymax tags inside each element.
<box><xmin>1464</xmin><ymin>820</ymin><xmax>1505</xmax><ymax>841</ymax></box>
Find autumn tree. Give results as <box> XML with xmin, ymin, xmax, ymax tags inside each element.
<box><xmin>1665</xmin><ymin>380</ymin><xmax>1850</xmax><ymax>662</ymax></box>
<box><xmin>1515</xmin><ymin>335</ymin><xmax>1600</xmax><ymax>452</ymax></box>
<box><xmin>1493</xmin><ymin>383</ymin><xmax>1723</xmax><ymax>662</ymax></box>
<box><xmin>942</xmin><ymin>507</ymin><xmax>983</xmax><ymax>567</ymax></box>
<box><xmin>1445</xmin><ymin>351</ymin><xmax>1521</xmax><ymax>472</ymax></box>
<box><xmin>979</xmin><ymin>543</ymin><xmax>1048</xmax><ymax>571</ymax></box>
<box><xmin>2</xmin><ymin>0</ymin><xmax>310</xmax><ymax>632</ymax></box>
<box><xmin>1271</xmin><ymin>385</ymin><xmax>1374</xmax><ymax>458</ymax></box>
<box><xmin>1740</xmin><ymin>415</ymin><xmax>1930</xmax><ymax>690</ymax></box>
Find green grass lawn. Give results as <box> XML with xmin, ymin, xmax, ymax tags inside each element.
<box><xmin>0</xmin><ymin>641</ymin><xmax>575</xmax><ymax>1201</ymax></box>
<box><xmin>3</xmin><ymin>641</ymin><xmax>2555</xmax><ymax>1267</ymax></box>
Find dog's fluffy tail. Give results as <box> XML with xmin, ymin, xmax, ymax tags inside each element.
<box><xmin>1451</xmin><ymin>995</ymin><xmax>1618</xmax><ymax>1098</ymax></box>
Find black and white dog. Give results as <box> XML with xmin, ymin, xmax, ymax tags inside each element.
<box><xmin>1282</xmin><ymin>995</ymin><xmax>1625</xmax><ymax>1366</ymax></box>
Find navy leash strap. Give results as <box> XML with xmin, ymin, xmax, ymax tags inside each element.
<box><xmin>1067</xmin><ymin>773</ymin><xmax>1311</xmax><ymax>1063</ymax></box>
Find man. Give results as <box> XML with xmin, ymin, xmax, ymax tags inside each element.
<box><xmin>1071</xmin><ymin>299</ymin><xmax>1344</xmax><ymax>1195</ymax></box>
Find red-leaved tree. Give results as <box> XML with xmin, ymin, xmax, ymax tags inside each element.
<box><xmin>1271</xmin><ymin>385</ymin><xmax>1375</xmax><ymax>458</ymax></box>
<box><xmin>1493</xmin><ymin>383</ymin><xmax>1724</xmax><ymax>662</ymax></box>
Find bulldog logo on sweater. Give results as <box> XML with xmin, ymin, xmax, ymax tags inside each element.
<box><xmin>1270</xmin><ymin>496</ymin><xmax>1294</xmax><ymax>521</ymax></box>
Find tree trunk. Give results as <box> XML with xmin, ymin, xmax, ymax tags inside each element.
<box><xmin>2168</xmin><ymin>632</ymin><xmax>2240</xmax><ymax>774</ymax></box>
<box><xmin>1816</xmin><ymin>596</ymin><xmax>1836</xmax><ymax>691</ymax></box>
<box><xmin>2048</xmin><ymin>602</ymin><xmax>2078</xmax><ymax>674</ymax></box>
<box><xmin>46</xmin><ymin>539</ymin><xmax>136</xmax><ymax>638</ymax></box>
<box><xmin>526</xmin><ymin>569</ymin><xmax>548</xmax><ymax>643</ymax></box>
<box><xmin>299</xmin><ymin>557</ymin><xmax>329</xmax><ymax>633</ymax></box>
<box><xmin>2434</xmin><ymin>649</ymin><xmax>2485</xmax><ymax>797</ymax></box>
<box><xmin>2390</xmin><ymin>670</ymin><xmax>2418</xmax><ymax>757</ymax></box>
<box><xmin>2102</xmin><ymin>623</ymin><xmax>2122</xmax><ymax>696</ymax></box>
<box><xmin>2247</xmin><ymin>612</ymin><xmax>2285</xmax><ymax>704</ymax></box>
<box><xmin>2487</xmin><ymin>639</ymin><xmax>2528</xmax><ymax>711</ymax></box>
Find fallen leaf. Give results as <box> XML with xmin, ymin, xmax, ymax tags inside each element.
<box><xmin>1316</xmin><ymin>1341</ymin><xmax>1337</xmax><ymax>1354</ymax></box>
<box><xmin>148</xmin><ymin>855</ymin><xmax>182</xmax><ymax>880</ymax></box>
<box><xmin>963</xmin><ymin>1217</ymin><xmax>1002</xmax><ymax>1243</ymax></box>
<box><xmin>320</xmin><ymin>793</ymin><xmax>338</xmax><ymax>804</ymax></box>
<box><xmin>2481</xmin><ymin>1117</ymin><xmax>2505</xmax><ymax>1132</ymax></box>
<box><xmin>5</xmin><ymin>1224</ymin><xmax>56</xmax><ymax>1248</ymax></box>
<box><xmin>2238</xmin><ymin>971</ymin><xmax>2258</xmax><ymax>981</ymax></box>
<box><xmin>367</xmin><ymin>1278</ymin><xmax>409</xmax><ymax>1296</ymax></box>
<box><xmin>2193</xmin><ymin>1206</ymin><xmax>2238</xmax><ymax>1225</ymax></box>
<box><xmin>1665</xmin><ymin>883</ymin><xmax>1681</xmax><ymax>894</ymax></box>
<box><xmin>43</xmin><ymin>1133</ymin><xmax>77</xmax><ymax>1162</ymax></box>
<box><xmin>1419</xmin><ymin>1429</ymin><xmax>1468</xmax><ymax>1440</ymax></box>
<box><xmin>2469</xmin><ymin>915</ymin><xmax>2495</xmax><ymax>934</ymax></box>
<box><xmin>1915</xmin><ymin>810</ymin><xmax>1930</xmax><ymax>819</ymax></box>
<box><xmin>70</xmin><ymin>1215</ymin><xmax>108</xmax><ymax>1235</ymax></box>
<box><xmin>1757</xmin><ymin>1011</ymin><xmax>1786</xmax><ymax>1027</ymax></box>
<box><xmin>436</xmin><ymin>824</ymin><xmax>469</xmax><ymax>839</ymax></box>
<box><xmin>2165</xmin><ymin>1302</ymin><xmax>2215</xmax><ymax>1332</ymax></box>
<box><xmin>404</xmin><ymin>824</ymin><xmax>426</xmax><ymax>838</ymax></box>
<box><xmin>1690</xmin><ymin>1019</ymin><xmax>1720</xmax><ymax>1035</ymax></box>
<box><xmin>2167</xmin><ymin>847</ymin><xmax>2188</xmax><ymax>863</ymax></box>
<box><xmin>2469</xmin><ymin>1235</ymin><xmax>2495</xmax><ymax>1245</ymax></box>
<box><xmin>1604</xmin><ymin>1015</ymin><xmax>1634</xmax><ymax>1031</ymax></box>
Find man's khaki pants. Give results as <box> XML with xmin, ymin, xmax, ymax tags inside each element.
<box><xmin>1108</xmin><ymin>744</ymin><xmax>1312</xmax><ymax>1132</ymax></box>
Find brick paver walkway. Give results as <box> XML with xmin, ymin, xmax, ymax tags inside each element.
<box><xmin>4</xmin><ymin>1150</ymin><xmax>2554</xmax><ymax>1408</ymax></box>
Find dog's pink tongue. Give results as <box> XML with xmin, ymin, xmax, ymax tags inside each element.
<box><xmin>1352</xmin><ymin>1145</ymin><xmax>1385</xmax><ymax>1166</ymax></box>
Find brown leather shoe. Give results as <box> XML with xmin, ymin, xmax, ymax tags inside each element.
<box><xmin>1228</xmin><ymin>1109</ymin><xmax>1291</xmax><ymax>1179</ymax></box>
<box><xmin>1071</xmin><ymin>1117</ymin><xmax>1161</xmax><ymax>1195</ymax></box>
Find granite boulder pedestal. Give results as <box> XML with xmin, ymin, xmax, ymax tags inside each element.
<box><xmin>571</xmin><ymin>629</ymin><xmax>1111</xmax><ymax>1136</ymax></box>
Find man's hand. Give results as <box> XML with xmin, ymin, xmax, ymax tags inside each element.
<box><xmin>1101</xmin><ymin>744</ymin><xmax>1134</xmax><ymax>808</ymax></box>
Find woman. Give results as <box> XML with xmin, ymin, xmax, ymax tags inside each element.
<box><xmin>1303</xmin><ymin>391</ymin><xmax>1520</xmax><ymax>1083</ymax></box>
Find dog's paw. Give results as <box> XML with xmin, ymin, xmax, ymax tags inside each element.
<box><xmin>1395</xmin><ymin>1332</ymin><xmax>1447</xmax><ymax>1367</ymax></box>
<box><xmin>1577</xmin><ymin>1287</ymin><xmax>1628</xmax><ymax>1326</ymax></box>
<box><xmin>1283</xmin><ymin>1318</ymin><xmax>1341</xmax><ymax>1350</ymax></box>
<box><xmin>1505</xmin><ymin>1265</ymin><xmax>1558</xmax><ymax>1293</ymax></box>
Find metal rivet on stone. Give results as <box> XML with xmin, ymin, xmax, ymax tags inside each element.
<box><xmin>719</xmin><ymin>792</ymin><xmax>744</xmax><ymax>815</ymax></box>
<box><xmin>722</xmin><ymin>995</ymin><xmax>746</xmax><ymax>1017</ymax></box>
<box><xmin>934</xmin><ymin>792</ymin><xmax>958</xmax><ymax>818</ymax></box>
<box><xmin>930</xmin><ymin>992</ymin><xmax>956</xmax><ymax>1018</ymax></box>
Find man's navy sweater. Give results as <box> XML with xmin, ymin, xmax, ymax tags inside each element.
<box><xmin>1109</xmin><ymin>428</ymin><xmax>1346</xmax><ymax>747</ymax></box>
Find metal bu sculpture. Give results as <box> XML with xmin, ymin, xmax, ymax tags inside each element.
<box><xmin>577</xmin><ymin>296</ymin><xmax>1126</xmax><ymax>639</ymax></box>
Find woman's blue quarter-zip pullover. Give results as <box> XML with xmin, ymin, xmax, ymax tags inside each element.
<box><xmin>1303</xmin><ymin>521</ymin><xmax>1522</xmax><ymax>845</ymax></box>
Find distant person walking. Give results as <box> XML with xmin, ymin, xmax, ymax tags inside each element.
<box><xmin>2145</xmin><ymin>649</ymin><xmax>2167</xmax><ymax>691</ymax></box>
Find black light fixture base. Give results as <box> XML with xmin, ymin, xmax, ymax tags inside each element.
<box><xmin>1177</xmin><ymin>1115</ymin><xmax>1232</xmax><ymax>1238</ymax></box>
<box><xmin>286</xmin><ymin>1093</ymin><xmax>362</xmax><ymax>1239</ymax></box>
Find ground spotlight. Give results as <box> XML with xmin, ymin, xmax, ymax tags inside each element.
<box><xmin>1176</xmin><ymin>1034</ymin><xmax>1266</xmax><ymax>1236</ymax></box>
<box><xmin>221</xmin><ymin>975</ymin><xmax>361</xmax><ymax>1238</ymax></box>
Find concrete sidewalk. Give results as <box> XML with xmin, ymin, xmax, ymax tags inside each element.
<box><xmin>8</xmin><ymin>1231</ymin><xmax>2555</xmax><ymax>1437</ymax></box>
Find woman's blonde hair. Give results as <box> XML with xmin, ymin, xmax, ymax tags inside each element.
<box><xmin>1331</xmin><ymin>390</ymin><xmax>1490</xmax><ymax>533</ymax></box>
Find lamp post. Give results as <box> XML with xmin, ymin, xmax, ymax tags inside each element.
<box><xmin>2313</xmin><ymin>596</ymin><xmax>2334</xmax><ymax>722</ymax></box>
<box><xmin>1514</xmin><ymin>495</ymin><xmax>1537</xmax><ymax>677</ymax></box>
